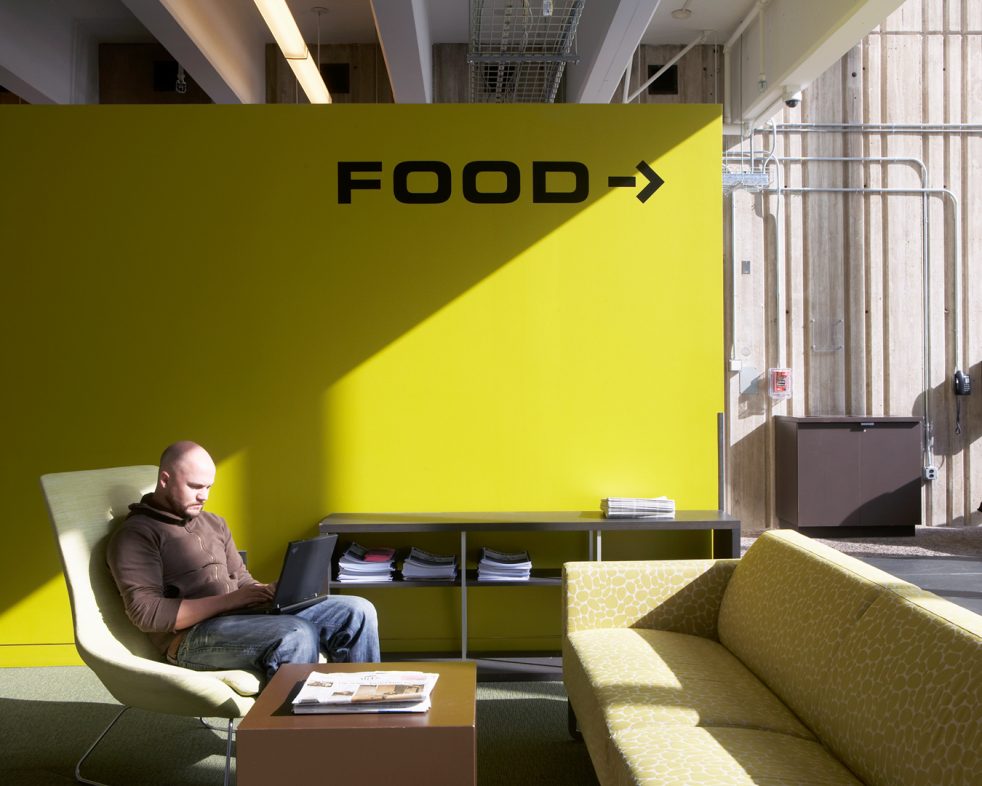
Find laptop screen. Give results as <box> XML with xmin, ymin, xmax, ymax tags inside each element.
<box><xmin>271</xmin><ymin>534</ymin><xmax>338</xmax><ymax>608</ymax></box>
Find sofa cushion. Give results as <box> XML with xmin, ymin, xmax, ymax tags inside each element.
<box><xmin>564</xmin><ymin>559</ymin><xmax>737</xmax><ymax>638</ymax></box>
<box><xmin>609</xmin><ymin>725</ymin><xmax>863</xmax><ymax>786</ymax></box>
<box><xmin>816</xmin><ymin>589</ymin><xmax>982</xmax><ymax>786</ymax></box>
<box><xmin>568</xmin><ymin>627</ymin><xmax>814</xmax><ymax>737</ymax></box>
<box><xmin>717</xmin><ymin>530</ymin><xmax>917</xmax><ymax>729</ymax></box>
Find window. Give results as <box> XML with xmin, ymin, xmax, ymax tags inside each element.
<box><xmin>647</xmin><ymin>64</ymin><xmax>679</xmax><ymax>96</ymax></box>
<box><xmin>320</xmin><ymin>63</ymin><xmax>351</xmax><ymax>94</ymax></box>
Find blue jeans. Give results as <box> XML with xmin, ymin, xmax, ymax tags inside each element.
<box><xmin>174</xmin><ymin>595</ymin><xmax>380</xmax><ymax>684</ymax></box>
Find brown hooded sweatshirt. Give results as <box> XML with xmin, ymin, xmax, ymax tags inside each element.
<box><xmin>106</xmin><ymin>494</ymin><xmax>256</xmax><ymax>656</ymax></box>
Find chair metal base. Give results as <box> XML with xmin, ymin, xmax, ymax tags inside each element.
<box><xmin>567</xmin><ymin>700</ymin><xmax>582</xmax><ymax>740</ymax></box>
<box><xmin>75</xmin><ymin>706</ymin><xmax>234</xmax><ymax>786</ymax></box>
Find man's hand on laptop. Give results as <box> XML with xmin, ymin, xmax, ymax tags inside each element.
<box><xmin>233</xmin><ymin>582</ymin><xmax>275</xmax><ymax>609</ymax></box>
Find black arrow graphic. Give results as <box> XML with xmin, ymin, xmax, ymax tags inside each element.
<box><xmin>607</xmin><ymin>161</ymin><xmax>664</xmax><ymax>203</ymax></box>
<box><xmin>634</xmin><ymin>161</ymin><xmax>664</xmax><ymax>203</ymax></box>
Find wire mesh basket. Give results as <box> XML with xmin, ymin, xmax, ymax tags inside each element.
<box><xmin>468</xmin><ymin>0</ymin><xmax>583</xmax><ymax>103</ymax></box>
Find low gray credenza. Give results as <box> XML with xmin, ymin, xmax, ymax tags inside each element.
<box><xmin>319</xmin><ymin>510</ymin><xmax>740</xmax><ymax>658</ymax></box>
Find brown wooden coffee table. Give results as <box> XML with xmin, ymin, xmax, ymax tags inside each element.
<box><xmin>236</xmin><ymin>661</ymin><xmax>476</xmax><ymax>786</ymax></box>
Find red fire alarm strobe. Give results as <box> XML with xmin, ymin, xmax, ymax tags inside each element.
<box><xmin>769</xmin><ymin>368</ymin><xmax>792</xmax><ymax>400</ymax></box>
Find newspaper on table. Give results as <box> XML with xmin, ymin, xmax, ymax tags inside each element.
<box><xmin>292</xmin><ymin>670</ymin><xmax>439</xmax><ymax>714</ymax></box>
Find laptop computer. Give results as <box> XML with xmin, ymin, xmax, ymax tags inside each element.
<box><xmin>233</xmin><ymin>534</ymin><xmax>338</xmax><ymax>615</ymax></box>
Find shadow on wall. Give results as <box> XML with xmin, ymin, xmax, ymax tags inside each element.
<box><xmin>810</xmin><ymin>487</ymin><xmax>921</xmax><ymax>530</ymax></box>
<box><xmin>725</xmin><ymin>418</ymin><xmax>771</xmax><ymax>530</ymax></box>
<box><xmin>910</xmin><ymin>358</ymin><xmax>981</xmax><ymax>456</ymax></box>
<box><xmin>910</xmin><ymin>357</ymin><xmax>981</xmax><ymax>526</ymax></box>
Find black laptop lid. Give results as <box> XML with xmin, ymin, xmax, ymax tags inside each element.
<box><xmin>270</xmin><ymin>534</ymin><xmax>338</xmax><ymax>609</ymax></box>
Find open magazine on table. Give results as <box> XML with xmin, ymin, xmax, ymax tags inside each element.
<box><xmin>292</xmin><ymin>670</ymin><xmax>440</xmax><ymax>714</ymax></box>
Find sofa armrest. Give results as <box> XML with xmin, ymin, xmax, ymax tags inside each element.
<box><xmin>563</xmin><ymin>559</ymin><xmax>738</xmax><ymax>640</ymax></box>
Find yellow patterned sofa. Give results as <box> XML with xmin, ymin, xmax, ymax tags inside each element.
<box><xmin>563</xmin><ymin>529</ymin><xmax>982</xmax><ymax>786</ymax></box>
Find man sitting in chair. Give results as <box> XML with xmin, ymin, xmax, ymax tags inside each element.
<box><xmin>107</xmin><ymin>441</ymin><xmax>379</xmax><ymax>682</ymax></box>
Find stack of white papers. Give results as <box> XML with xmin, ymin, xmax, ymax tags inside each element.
<box><xmin>601</xmin><ymin>496</ymin><xmax>676</xmax><ymax>518</ymax></box>
<box><xmin>477</xmin><ymin>547</ymin><xmax>532</xmax><ymax>581</ymax></box>
<box><xmin>292</xmin><ymin>670</ymin><xmax>439</xmax><ymax>714</ymax></box>
<box><xmin>337</xmin><ymin>542</ymin><xmax>396</xmax><ymax>583</ymax></box>
<box><xmin>401</xmin><ymin>547</ymin><xmax>458</xmax><ymax>581</ymax></box>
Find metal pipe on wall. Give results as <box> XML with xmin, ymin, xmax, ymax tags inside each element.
<box><xmin>767</xmin><ymin>184</ymin><xmax>966</xmax><ymax>524</ymax></box>
<box><xmin>722</xmin><ymin>150</ymin><xmax>931</xmax><ymax>378</ymax></box>
<box><xmin>765</xmin><ymin>185</ymin><xmax>960</xmax><ymax>467</ymax></box>
<box><xmin>721</xmin><ymin>151</ymin><xmax>954</xmax><ymax>473</ymax></box>
<box><xmin>776</xmin><ymin>156</ymin><xmax>933</xmax><ymax>466</ymax></box>
<box><xmin>774</xmin><ymin>123</ymin><xmax>982</xmax><ymax>134</ymax></box>
<box><xmin>768</xmin><ymin>122</ymin><xmax>977</xmax><ymax>391</ymax></box>
<box><xmin>762</xmin><ymin>126</ymin><xmax>784</xmax><ymax>372</ymax></box>
<box><xmin>739</xmin><ymin>154</ymin><xmax>934</xmax><ymax>465</ymax></box>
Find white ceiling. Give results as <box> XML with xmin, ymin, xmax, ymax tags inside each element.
<box><xmin>3</xmin><ymin>0</ymin><xmax>735</xmax><ymax>50</ymax></box>
<box><xmin>0</xmin><ymin>0</ymin><xmax>906</xmax><ymax>128</ymax></box>
<box><xmin>279</xmin><ymin>0</ymin><xmax>757</xmax><ymax>46</ymax></box>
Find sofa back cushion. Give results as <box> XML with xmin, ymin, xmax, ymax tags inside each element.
<box><xmin>717</xmin><ymin>531</ymin><xmax>915</xmax><ymax>733</ymax></box>
<box><xmin>816</xmin><ymin>588</ymin><xmax>982</xmax><ymax>786</ymax></box>
<box><xmin>718</xmin><ymin>530</ymin><xmax>982</xmax><ymax>786</ymax></box>
<box><xmin>564</xmin><ymin>559</ymin><xmax>737</xmax><ymax>638</ymax></box>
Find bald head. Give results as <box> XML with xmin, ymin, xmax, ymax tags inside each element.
<box><xmin>154</xmin><ymin>441</ymin><xmax>216</xmax><ymax>519</ymax></box>
<box><xmin>159</xmin><ymin>441</ymin><xmax>212</xmax><ymax>474</ymax></box>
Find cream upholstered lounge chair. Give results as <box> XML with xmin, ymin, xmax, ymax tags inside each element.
<box><xmin>41</xmin><ymin>465</ymin><xmax>261</xmax><ymax>786</ymax></box>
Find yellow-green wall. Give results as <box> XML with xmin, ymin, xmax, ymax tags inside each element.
<box><xmin>0</xmin><ymin>104</ymin><xmax>722</xmax><ymax>664</ymax></box>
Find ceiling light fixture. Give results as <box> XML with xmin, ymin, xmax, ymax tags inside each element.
<box><xmin>671</xmin><ymin>2</ymin><xmax>692</xmax><ymax>20</ymax></box>
<box><xmin>253</xmin><ymin>0</ymin><xmax>332</xmax><ymax>103</ymax></box>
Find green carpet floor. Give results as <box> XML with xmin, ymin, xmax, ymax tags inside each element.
<box><xmin>0</xmin><ymin>666</ymin><xmax>597</xmax><ymax>785</ymax></box>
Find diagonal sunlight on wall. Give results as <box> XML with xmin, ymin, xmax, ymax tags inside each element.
<box><xmin>322</xmin><ymin>118</ymin><xmax>722</xmax><ymax>516</ymax></box>
<box><xmin>0</xmin><ymin>103</ymin><xmax>719</xmax><ymax>661</ymax></box>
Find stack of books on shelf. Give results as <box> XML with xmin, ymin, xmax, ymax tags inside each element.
<box><xmin>477</xmin><ymin>547</ymin><xmax>532</xmax><ymax>581</ymax></box>
<box><xmin>336</xmin><ymin>542</ymin><xmax>396</xmax><ymax>583</ymax></box>
<box><xmin>601</xmin><ymin>496</ymin><xmax>676</xmax><ymax>519</ymax></box>
<box><xmin>292</xmin><ymin>670</ymin><xmax>439</xmax><ymax>715</ymax></box>
<box><xmin>401</xmin><ymin>547</ymin><xmax>458</xmax><ymax>581</ymax></box>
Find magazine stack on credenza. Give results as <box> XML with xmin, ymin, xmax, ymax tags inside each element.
<box><xmin>336</xmin><ymin>542</ymin><xmax>396</xmax><ymax>583</ymax></box>
<box><xmin>477</xmin><ymin>547</ymin><xmax>532</xmax><ymax>581</ymax></box>
<box><xmin>401</xmin><ymin>547</ymin><xmax>458</xmax><ymax>581</ymax></box>
<box><xmin>601</xmin><ymin>496</ymin><xmax>676</xmax><ymax>519</ymax></box>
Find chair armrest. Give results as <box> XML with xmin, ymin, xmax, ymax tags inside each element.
<box><xmin>563</xmin><ymin>559</ymin><xmax>738</xmax><ymax>639</ymax></box>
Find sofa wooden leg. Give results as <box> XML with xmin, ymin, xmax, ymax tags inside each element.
<box><xmin>567</xmin><ymin>700</ymin><xmax>582</xmax><ymax>740</ymax></box>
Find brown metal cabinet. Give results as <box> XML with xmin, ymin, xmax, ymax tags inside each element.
<box><xmin>774</xmin><ymin>416</ymin><xmax>922</xmax><ymax>534</ymax></box>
